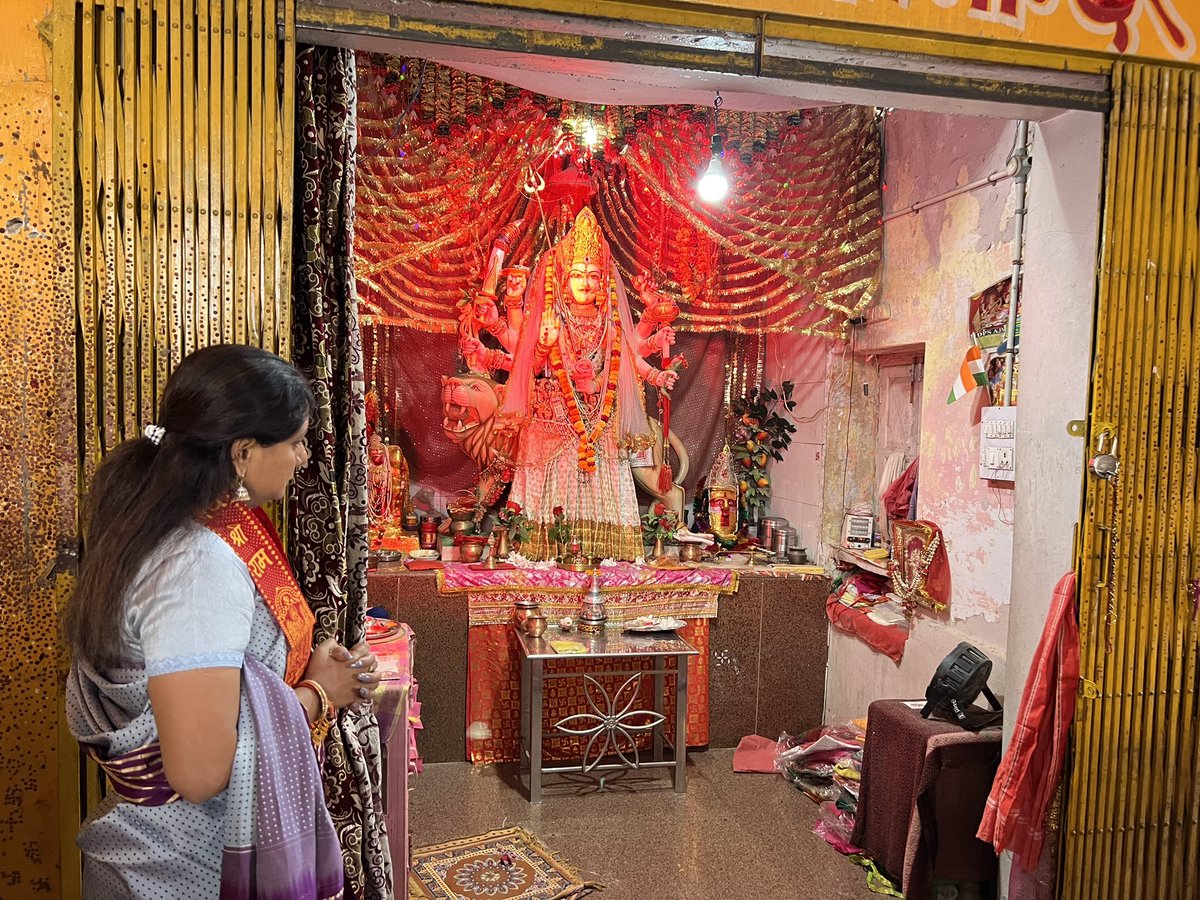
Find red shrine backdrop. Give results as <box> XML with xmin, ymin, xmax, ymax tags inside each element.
<box><xmin>354</xmin><ymin>54</ymin><xmax>881</xmax><ymax>498</ymax></box>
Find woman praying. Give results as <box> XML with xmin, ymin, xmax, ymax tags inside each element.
<box><xmin>64</xmin><ymin>344</ymin><xmax>378</xmax><ymax>899</ymax></box>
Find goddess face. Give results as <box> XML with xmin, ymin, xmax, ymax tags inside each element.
<box><xmin>567</xmin><ymin>263</ymin><xmax>603</xmax><ymax>307</ymax></box>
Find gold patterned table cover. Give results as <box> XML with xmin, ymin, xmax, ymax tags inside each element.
<box><xmin>435</xmin><ymin>561</ymin><xmax>735</xmax><ymax>626</ymax></box>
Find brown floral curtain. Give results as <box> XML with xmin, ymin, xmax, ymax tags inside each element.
<box><xmin>288</xmin><ymin>45</ymin><xmax>392</xmax><ymax>899</ymax></box>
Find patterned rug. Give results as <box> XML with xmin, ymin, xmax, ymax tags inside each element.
<box><xmin>409</xmin><ymin>827</ymin><xmax>602</xmax><ymax>900</ymax></box>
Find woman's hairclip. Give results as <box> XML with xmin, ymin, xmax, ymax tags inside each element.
<box><xmin>143</xmin><ymin>424</ymin><xmax>166</xmax><ymax>445</ymax></box>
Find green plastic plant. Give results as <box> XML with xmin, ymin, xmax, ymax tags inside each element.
<box><xmin>730</xmin><ymin>382</ymin><xmax>798</xmax><ymax>518</ymax></box>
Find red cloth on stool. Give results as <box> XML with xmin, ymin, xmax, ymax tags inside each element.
<box><xmin>977</xmin><ymin>572</ymin><xmax>1079</xmax><ymax>870</ymax></box>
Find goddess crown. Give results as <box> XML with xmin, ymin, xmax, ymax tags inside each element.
<box><xmin>569</xmin><ymin>207</ymin><xmax>605</xmax><ymax>270</ymax></box>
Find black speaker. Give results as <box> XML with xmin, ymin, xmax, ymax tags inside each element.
<box><xmin>921</xmin><ymin>642</ymin><xmax>1002</xmax><ymax>726</ymax></box>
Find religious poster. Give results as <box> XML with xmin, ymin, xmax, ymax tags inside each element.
<box><xmin>969</xmin><ymin>276</ymin><xmax>1020</xmax><ymax>406</ymax></box>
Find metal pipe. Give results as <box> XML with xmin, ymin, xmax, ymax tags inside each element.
<box><xmin>879</xmin><ymin>154</ymin><xmax>1018</xmax><ymax>223</ymax></box>
<box><xmin>1002</xmin><ymin>121</ymin><xmax>1031</xmax><ymax>406</ymax></box>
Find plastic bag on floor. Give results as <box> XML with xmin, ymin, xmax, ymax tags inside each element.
<box><xmin>813</xmin><ymin>800</ymin><xmax>863</xmax><ymax>855</ymax></box>
<box><xmin>775</xmin><ymin>720</ymin><xmax>864</xmax><ymax>770</ymax></box>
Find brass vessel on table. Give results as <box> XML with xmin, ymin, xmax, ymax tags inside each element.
<box><xmin>558</xmin><ymin>556</ymin><xmax>601</xmax><ymax>572</ymax></box>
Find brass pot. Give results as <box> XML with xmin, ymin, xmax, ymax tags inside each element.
<box><xmin>524</xmin><ymin>616</ymin><xmax>547</xmax><ymax>638</ymax></box>
<box><xmin>678</xmin><ymin>543</ymin><xmax>704</xmax><ymax>563</ymax></box>
<box><xmin>448</xmin><ymin>518</ymin><xmax>476</xmax><ymax>536</ymax></box>
<box><xmin>459</xmin><ymin>541</ymin><xmax>485</xmax><ymax>563</ymax></box>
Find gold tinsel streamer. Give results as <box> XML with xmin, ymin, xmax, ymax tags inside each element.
<box><xmin>64</xmin><ymin>0</ymin><xmax>296</xmax><ymax>482</ymax></box>
<box><xmin>354</xmin><ymin>55</ymin><xmax>880</xmax><ymax>339</ymax></box>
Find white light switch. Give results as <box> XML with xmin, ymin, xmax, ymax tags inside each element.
<box><xmin>980</xmin><ymin>406</ymin><xmax>1017</xmax><ymax>482</ymax></box>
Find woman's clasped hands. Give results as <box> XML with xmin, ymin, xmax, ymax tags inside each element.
<box><xmin>306</xmin><ymin>637</ymin><xmax>382</xmax><ymax>711</ymax></box>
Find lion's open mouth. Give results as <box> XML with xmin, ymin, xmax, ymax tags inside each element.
<box><xmin>443</xmin><ymin>403</ymin><xmax>481</xmax><ymax>435</ymax></box>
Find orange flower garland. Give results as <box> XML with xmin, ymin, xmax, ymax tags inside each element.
<box><xmin>548</xmin><ymin>282</ymin><xmax>623</xmax><ymax>474</ymax></box>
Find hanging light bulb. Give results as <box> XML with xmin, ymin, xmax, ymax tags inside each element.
<box><xmin>697</xmin><ymin>132</ymin><xmax>729</xmax><ymax>203</ymax></box>
<box><xmin>696</xmin><ymin>91</ymin><xmax>729</xmax><ymax>203</ymax></box>
<box><xmin>582</xmin><ymin>121</ymin><xmax>599</xmax><ymax>149</ymax></box>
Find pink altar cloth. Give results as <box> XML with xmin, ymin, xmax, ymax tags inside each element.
<box><xmin>436</xmin><ymin>561</ymin><xmax>736</xmax><ymax>625</ymax></box>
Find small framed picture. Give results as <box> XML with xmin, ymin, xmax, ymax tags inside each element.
<box><xmin>629</xmin><ymin>446</ymin><xmax>654</xmax><ymax>468</ymax></box>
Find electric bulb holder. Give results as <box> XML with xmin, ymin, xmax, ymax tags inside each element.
<box><xmin>709</xmin><ymin>132</ymin><xmax>724</xmax><ymax>157</ymax></box>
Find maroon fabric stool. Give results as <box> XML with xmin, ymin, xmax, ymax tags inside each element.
<box><xmin>850</xmin><ymin>699</ymin><xmax>1002</xmax><ymax>899</ymax></box>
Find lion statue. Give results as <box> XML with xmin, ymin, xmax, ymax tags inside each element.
<box><xmin>441</xmin><ymin>372</ymin><xmax>511</xmax><ymax>470</ymax></box>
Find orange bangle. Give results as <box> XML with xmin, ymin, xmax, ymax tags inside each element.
<box><xmin>297</xmin><ymin>679</ymin><xmax>335</xmax><ymax>747</ymax></box>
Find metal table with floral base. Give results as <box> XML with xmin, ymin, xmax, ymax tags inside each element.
<box><xmin>514</xmin><ymin>624</ymin><xmax>699</xmax><ymax>803</ymax></box>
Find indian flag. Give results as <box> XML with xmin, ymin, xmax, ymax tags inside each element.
<box><xmin>947</xmin><ymin>345</ymin><xmax>986</xmax><ymax>404</ymax></box>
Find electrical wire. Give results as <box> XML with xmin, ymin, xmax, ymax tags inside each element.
<box><xmin>841</xmin><ymin>327</ymin><xmax>856</xmax><ymax>513</ymax></box>
<box><xmin>991</xmin><ymin>484</ymin><xmax>1014</xmax><ymax>526</ymax></box>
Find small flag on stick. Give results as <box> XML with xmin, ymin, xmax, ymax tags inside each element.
<box><xmin>947</xmin><ymin>345</ymin><xmax>986</xmax><ymax>404</ymax></box>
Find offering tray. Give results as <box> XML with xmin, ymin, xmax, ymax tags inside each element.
<box><xmin>368</xmin><ymin>549</ymin><xmax>403</xmax><ymax>567</ymax></box>
<box><xmin>557</xmin><ymin>557</ymin><xmax>601</xmax><ymax>572</ymax></box>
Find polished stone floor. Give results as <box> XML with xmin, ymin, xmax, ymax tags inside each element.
<box><xmin>407</xmin><ymin>748</ymin><xmax>877</xmax><ymax>900</ymax></box>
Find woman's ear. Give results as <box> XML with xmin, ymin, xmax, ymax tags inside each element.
<box><xmin>230</xmin><ymin>438</ymin><xmax>255</xmax><ymax>472</ymax></box>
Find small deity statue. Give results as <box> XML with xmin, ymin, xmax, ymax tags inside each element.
<box><xmin>706</xmin><ymin>442</ymin><xmax>739</xmax><ymax>539</ymax></box>
<box><xmin>499</xmin><ymin>207</ymin><xmax>682</xmax><ymax>561</ymax></box>
<box><xmin>367</xmin><ymin>432</ymin><xmax>395</xmax><ymax>526</ymax></box>
<box><xmin>388</xmin><ymin>443</ymin><xmax>412</xmax><ymax>525</ymax></box>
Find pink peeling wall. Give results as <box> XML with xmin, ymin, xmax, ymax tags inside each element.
<box><xmin>768</xmin><ymin>109</ymin><xmax>1024</xmax><ymax>722</ymax></box>
<box><xmin>827</xmin><ymin>110</ymin><xmax>1020</xmax><ymax>719</ymax></box>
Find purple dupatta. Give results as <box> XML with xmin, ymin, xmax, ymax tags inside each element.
<box><xmin>220</xmin><ymin>654</ymin><xmax>345</xmax><ymax>899</ymax></box>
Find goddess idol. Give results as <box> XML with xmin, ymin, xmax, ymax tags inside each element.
<box><xmin>500</xmin><ymin>207</ymin><xmax>679</xmax><ymax>560</ymax></box>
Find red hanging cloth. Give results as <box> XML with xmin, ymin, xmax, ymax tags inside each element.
<box><xmin>977</xmin><ymin>571</ymin><xmax>1080</xmax><ymax>870</ymax></box>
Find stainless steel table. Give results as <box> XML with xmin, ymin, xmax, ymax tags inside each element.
<box><xmin>514</xmin><ymin>626</ymin><xmax>699</xmax><ymax>802</ymax></box>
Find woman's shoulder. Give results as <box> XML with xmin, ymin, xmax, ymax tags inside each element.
<box><xmin>129</xmin><ymin>523</ymin><xmax>255</xmax><ymax>609</ymax></box>
<box><xmin>123</xmin><ymin>523</ymin><xmax>259</xmax><ymax>665</ymax></box>
<box><xmin>148</xmin><ymin>522</ymin><xmax>249</xmax><ymax>574</ymax></box>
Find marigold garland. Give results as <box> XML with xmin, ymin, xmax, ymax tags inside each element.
<box><xmin>548</xmin><ymin>280</ymin><xmax>623</xmax><ymax>474</ymax></box>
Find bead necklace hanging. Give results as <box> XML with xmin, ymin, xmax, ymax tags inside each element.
<box><xmin>890</xmin><ymin>531</ymin><xmax>939</xmax><ymax>600</ymax></box>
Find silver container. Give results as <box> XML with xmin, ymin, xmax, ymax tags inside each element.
<box><xmin>759</xmin><ymin>516</ymin><xmax>788</xmax><ymax>548</ymax></box>
<box><xmin>577</xmin><ymin>574</ymin><xmax>607</xmax><ymax>634</ymax></box>
<box><xmin>772</xmin><ymin>527</ymin><xmax>798</xmax><ymax>556</ymax></box>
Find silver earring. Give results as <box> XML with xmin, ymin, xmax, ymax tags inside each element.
<box><xmin>234</xmin><ymin>474</ymin><xmax>251</xmax><ymax>503</ymax></box>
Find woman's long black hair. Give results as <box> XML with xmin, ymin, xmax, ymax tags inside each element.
<box><xmin>65</xmin><ymin>344</ymin><xmax>316</xmax><ymax>668</ymax></box>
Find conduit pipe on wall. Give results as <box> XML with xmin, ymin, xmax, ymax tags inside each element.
<box><xmin>1003</xmin><ymin>121</ymin><xmax>1031</xmax><ymax>406</ymax></box>
<box><xmin>880</xmin><ymin>143</ymin><xmax>1020</xmax><ymax>223</ymax></box>
<box><xmin>878</xmin><ymin>120</ymin><xmax>1031</xmax><ymax>404</ymax></box>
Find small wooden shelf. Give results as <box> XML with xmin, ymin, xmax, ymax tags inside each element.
<box><xmin>831</xmin><ymin>545</ymin><xmax>891</xmax><ymax>578</ymax></box>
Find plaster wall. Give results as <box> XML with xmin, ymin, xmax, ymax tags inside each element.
<box><xmin>769</xmin><ymin>108</ymin><xmax>1101</xmax><ymax>727</ymax></box>
<box><xmin>829</xmin><ymin>110</ymin><xmax>1021</xmax><ymax>720</ymax></box>
<box><xmin>762</xmin><ymin>333</ymin><xmax>832</xmax><ymax>561</ymax></box>
<box><xmin>995</xmin><ymin>109</ymin><xmax>1102</xmax><ymax>897</ymax></box>
<box><xmin>0</xmin><ymin>0</ymin><xmax>74</xmax><ymax>895</ymax></box>
<box><xmin>1004</xmin><ymin>109</ymin><xmax>1100</xmax><ymax>717</ymax></box>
